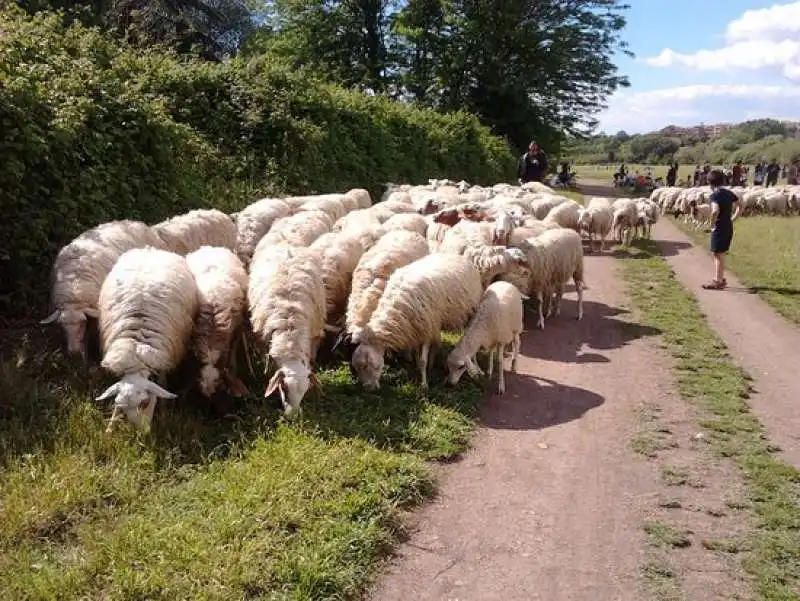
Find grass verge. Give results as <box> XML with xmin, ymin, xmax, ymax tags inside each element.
<box><xmin>618</xmin><ymin>239</ymin><xmax>800</xmax><ymax>601</ymax></box>
<box><xmin>0</xmin><ymin>328</ymin><xmax>482</xmax><ymax>600</ymax></box>
<box><xmin>673</xmin><ymin>216</ymin><xmax>800</xmax><ymax>325</ymax></box>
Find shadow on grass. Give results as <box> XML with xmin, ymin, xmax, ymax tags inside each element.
<box><xmin>611</xmin><ymin>239</ymin><xmax>692</xmax><ymax>259</ymax></box>
<box><xmin>0</xmin><ymin>322</ymin><xmax>481</xmax><ymax>472</ymax></box>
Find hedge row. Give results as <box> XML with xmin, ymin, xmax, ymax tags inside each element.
<box><xmin>0</xmin><ymin>8</ymin><xmax>514</xmax><ymax>317</ymax></box>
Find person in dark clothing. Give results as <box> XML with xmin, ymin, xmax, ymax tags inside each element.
<box><xmin>666</xmin><ymin>162</ymin><xmax>678</xmax><ymax>186</ymax></box>
<box><xmin>765</xmin><ymin>159</ymin><xmax>780</xmax><ymax>187</ymax></box>
<box><xmin>731</xmin><ymin>160</ymin><xmax>744</xmax><ymax>186</ymax></box>
<box><xmin>518</xmin><ymin>141</ymin><xmax>548</xmax><ymax>183</ymax></box>
<box><xmin>702</xmin><ymin>169</ymin><xmax>741</xmax><ymax>290</ymax></box>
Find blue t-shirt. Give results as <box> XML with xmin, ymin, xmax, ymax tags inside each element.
<box><xmin>710</xmin><ymin>187</ymin><xmax>737</xmax><ymax>228</ymax></box>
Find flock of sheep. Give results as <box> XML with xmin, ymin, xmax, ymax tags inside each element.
<box><xmin>41</xmin><ymin>179</ymin><xmax>663</xmax><ymax>433</ymax></box>
<box><xmin>652</xmin><ymin>184</ymin><xmax>800</xmax><ymax>228</ymax></box>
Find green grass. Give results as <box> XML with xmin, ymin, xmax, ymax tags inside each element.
<box><xmin>0</xmin><ymin>329</ymin><xmax>484</xmax><ymax>600</ymax></box>
<box><xmin>644</xmin><ymin>521</ymin><xmax>693</xmax><ymax>549</ymax></box>
<box><xmin>673</xmin><ymin>216</ymin><xmax>800</xmax><ymax>324</ymax></box>
<box><xmin>619</xmin><ymin>240</ymin><xmax>800</xmax><ymax>601</ymax></box>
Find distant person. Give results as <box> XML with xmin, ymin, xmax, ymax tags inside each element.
<box><xmin>702</xmin><ymin>169</ymin><xmax>741</xmax><ymax>291</ymax></box>
<box><xmin>693</xmin><ymin>165</ymin><xmax>701</xmax><ymax>186</ymax></box>
<box><xmin>666</xmin><ymin>162</ymin><xmax>678</xmax><ymax>186</ymax></box>
<box><xmin>754</xmin><ymin>162</ymin><xmax>765</xmax><ymax>186</ymax></box>
<box><xmin>781</xmin><ymin>164</ymin><xmax>787</xmax><ymax>179</ymax></box>
<box><xmin>765</xmin><ymin>159</ymin><xmax>780</xmax><ymax>187</ymax></box>
<box><xmin>788</xmin><ymin>159</ymin><xmax>799</xmax><ymax>185</ymax></box>
<box><xmin>518</xmin><ymin>141</ymin><xmax>548</xmax><ymax>183</ymax></box>
<box><xmin>731</xmin><ymin>160</ymin><xmax>744</xmax><ymax>186</ymax></box>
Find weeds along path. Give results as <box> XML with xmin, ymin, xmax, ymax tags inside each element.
<box><xmin>652</xmin><ymin>218</ymin><xmax>800</xmax><ymax>469</ymax></box>
<box><xmin>370</xmin><ymin>252</ymin><xmax>676</xmax><ymax>601</ymax></box>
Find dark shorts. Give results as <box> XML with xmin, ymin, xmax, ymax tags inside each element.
<box><xmin>710</xmin><ymin>223</ymin><xmax>733</xmax><ymax>254</ymax></box>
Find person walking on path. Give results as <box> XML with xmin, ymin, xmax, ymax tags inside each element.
<box><xmin>518</xmin><ymin>141</ymin><xmax>548</xmax><ymax>183</ymax></box>
<box><xmin>702</xmin><ymin>169</ymin><xmax>741</xmax><ymax>291</ymax></box>
<box><xmin>731</xmin><ymin>160</ymin><xmax>744</xmax><ymax>186</ymax></box>
<box><xmin>765</xmin><ymin>159</ymin><xmax>780</xmax><ymax>187</ymax></box>
<box><xmin>788</xmin><ymin>159</ymin><xmax>799</xmax><ymax>185</ymax></box>
<box><xmin>666</xmin><ymin>162</ymin><xmax>678</xmax><ymax>186</ymax></box>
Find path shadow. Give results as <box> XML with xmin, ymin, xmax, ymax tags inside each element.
<box><xmin>481</xmin><ymin>374</ymin><xmax>604</xmax><ymax>430</ymax></box>
<box><xmin>749</xmin><ymin>285</ymin><xmax>800</xmax><ymax>296</ymax></box>
<box><xmin>520</xmin><ymin>298</ymin><xmax>661</xmax><ymax>364</ymax></box>
<box><xmin>613</xmin><ymin>239</ymin><xmax>693</xmax><ymax>258</ymax></box>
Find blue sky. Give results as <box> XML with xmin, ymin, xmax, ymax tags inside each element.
<box><xmin>595</xmin><ymin>0</ymin><xmax>800</xmax><ymax>134</ymax></box>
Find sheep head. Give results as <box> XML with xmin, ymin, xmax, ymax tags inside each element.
<box><xmin>351</xmin><ymin>342</ymin><xmax>385</xmax><ymax>390</ymax></box>
<box><xmin>492</xmin><ymin>211</ymin><xmax>515</xmax><ymax>245</ymax></box>
<box><xmin>576</xmin><ymin>208</ymin><xmax>592</xmax><ymax>232</ymax></box>
<box><xmin>41</xmin><ymin>306</ymin><xmax>100</xmax><ymax>360</ymax></box>
<box><xmin>96</xmin><ymin>373</ymin><xmax>177</xmax><ymax>433</ymax></box>
<box><xmin>446</xmin><ymin>351</ymin><xmax>483</xmax><ymax>386</ymax></box>
<box><xmin>433</xmin><ymin>208</ymin><xmax>460</xmax><ymax>226</ymax></box>
<box><xmin>265</xmin><ymin>360</ymin><xmax>318</xmax><ymax>416</ymax></box>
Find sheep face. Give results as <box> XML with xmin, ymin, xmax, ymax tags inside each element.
<box><xmin>446</xmin><ymin>353</ymin><xmax>482</xmax><ymax>386</ymax></box>
<box><xmin>96</xmin><ymin>373</ymin><xmax>177</xmax><ymax>433</ymax></box>
<box><xmin>351</xmin><ymin>343</ymin><xmax>384</xmax><ymax>389</ymax></box>
<box><xmin>265</xmin><ymin>361</ymin><xmax>316</xmax><ymax>416</ymax></box>
<box><xmin>576</xmin><ymin>209</ymin><xmax>592</xmax><ymax>232</ymax></box>
<box><xmin>493</xmin><ymin>211</ymin><xmax>515</xmax><ymax>245</ymax></box>
<box><xmin>41</xmin><ymin>306</ymin><xmax>100</xmax><ymax>359</ymax></box>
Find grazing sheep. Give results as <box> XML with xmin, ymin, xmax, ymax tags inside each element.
<box><xmin>42</xmin><ymin>219</ymin><xmax>165</xmax><ymax>360</ymax></box>
<box><xmin>233</xmin><ymin>198</ymin><xmax>293</xmax><ymax>265</ymax></box>
<box><xmin>446</xmin><ymin>281</ymin><xmax>524</xmax><ymax>394</ymax></box>
<box><xmin>95</xmin><ymin>248</ymin><xmax>199</xmax><ymax>433</ymax></box>
<box><xmin>462</xmin><ymin>244</ymin><xmax>528</xmax><ymax>287</ymax></box>
<box><xmin>254</xmin><ymin>209</ymin><xmax>333</xmax><ymax>252</ymax></box>
<box><xmin>345</xmin><ymin>230</ymin><xmax>429</xmax><ymax>343</ymax></box>
<box><xmin>248</xmin><ymin>244</ymin><xmax>325</xmax><ymax>416</ymax></box>
<box><xmin>352</xmin><ymin>253</ymin><xmax>483</xmax><ymax>389</ymax></box>
<box><xmin>185</xmin><ymin>246</ymin><xmax>249</xmax><ymax>399</ymax></box>
<box><xmin>152</xmin><ymin>209</ymin><xmax>237</xmax><ymax>255</ymax></box>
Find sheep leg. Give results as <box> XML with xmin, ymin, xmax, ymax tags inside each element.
<box><xmin>575</xmin><ymin>277</ymin><xmax>584</xmax><ymax>321</ymax></box>
<box><xmin>535</xmin><ymin>291</ymin><xmax>545</xmax><ymax>330</ymax></box>
<box><xmin>496</xmin><ymin>344</ymin><xmax>506</xmax><ymax>394</ymax></box>
<box><xmin>553</xmin><ymin>285</ymin><xmax>564</xmax><ymax>317</ymax></box>
<box><xmin>486</xmin><ymin>347</ymin><xmax>495</xmax><ymax>378</ymax></box>
<box><xmin>417</xmin><ymin>342</ymin><xmax>431</xmax><ymax>389</ymax></box>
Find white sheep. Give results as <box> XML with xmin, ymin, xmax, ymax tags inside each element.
<box><xmin>446</xmin><ymin>281</ymin><xmax>524</xmax><ymax>394</ymax></box>
<box><xmin>95</xmin><ymin>248</ymin><xmax>199</xmax><ymax>432</ymax></box>
<box><xmin>611</xmin><ymin>198</ymin><xmax>638</xmax><ymax>246</ymax></box>
<box><xmin>462</xmin><ymin>244</ymin><xmax>528</xmax><ymax>288</ymax></box>
<box><xmin>253</xmin><ymin>209</ymin><xmax>333</xmax><ymax>253</ymax></box>
<box><xmin>381</xmin><ymin>213</ymin><xmax>429</xmax><ymax>236</ymax></box>
<box><xmin>152</xmin><ymin>209</ymin><xmax>237</xmax><ymax>255</ymax></box>
<box><xmin>185</xmin><ymin>246</ymin><xmax>250</xmax><ymax>399</ymax></box>
<box><xmin>346</xmin><ymin>188</ymin><xmax>373</xmax><ymax>210</ymax></box>
<box><xmin>543</xmin><ymin>200</ymin><xmax>581</xmax><ymax>231</ymax></box>
<box><xmin>345</xmin><ymin>230</ymin><xmax>429</xmax><ymax>343</ymax></box>
<box><xmin>352</xmin><ymin>253</ymin><xmax>483</xmax><ymax>389</ymax></box>
<box><xmin>233</xmin><ymin>198</ymin><xmax>293</xmax><ymax>265</ymax></box>
<box><xmin>248</xmin><ymin>244</ymin><xmax>325</xmax><ymax>416</ymax></box>
<box><xmin>577</xmin><ymin>197</ymin><xmax>613</xmax><ymax>252</ymax></box>
<box><xmin>42</xmin><ymin>219</ymin><xmax>165</xmax><ymax>360</ymax></box>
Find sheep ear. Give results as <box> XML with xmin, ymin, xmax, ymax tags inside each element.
<box><xmin>83</xmin><ymin>307</ymin><xmax>100</xmax><ymax>319</ymax></box>
<box><xmin>265</xmin><ymin>369</ymin><xmax>285</xmax><ymax>398</ymax></box>
<box><xmin>145</xmin><ymin>380</ymin><xmax>178</xmax><ymax>400</ymax></box>
<box><xmin>96</xmin><ymin>382</ymin><xmax>120</xmax><ymax>401</ymax></box>
<box><xmin>40</xmin><ymin>310</ymin><xmax>60</xmax><ymax>325</ymax></box>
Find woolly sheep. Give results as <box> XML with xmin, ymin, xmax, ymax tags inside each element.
<box><xmin>352</xmin><ymin>253</ymin><xmax>483</xmax><ymax>389</ymax></box>
<box><xmin>425</xmin><ymin>221</ymin><xmax>452</xmax><ymax>252</ymax></box>
<box><xmin>577</xmin><ymin>197</ymin><xmax>613</xmax><ymax>252</ymax></box>
<box><xmin>152</xmin><ymin>209</ymin><xmax>237</xmax><ymax>255</ymax></box>
<box><xmin>462</xmin><ymin>244</ymin><xmax>528</xmax><ymax>288</ymax></box>
<box><xmin>346</xmin><ymin>188</ymin><xmax>373</xmax><ymax>210</ymax></box>
<box><xmin>233</xmin><ymin>198</ymin><xmax>293</xmax><ymax>265</ymax></box>
<box><xmin>248</xmin><ymin>244</ymin><xmax>325</xmax><ymax>416</ymax></box>
<box><xmin>439</xmin><ymin>220</ymin><xmax>495</xmax><ymax>254</ymax></box>
<box><xmin>42</xmin><ymin>219</ymin><xmax>166</xmax><ymax>360</ymax></box>
<box><xmin>95</xmin><ymin>248</ymin><xmax>199</xmax><ymax>432</ymax></box>
<box><xmin>611</xmin><ymin>198</ymin><xmax>638</xmax><ymax>246</ymax></box>
<box><xmin>185</xmin><ymin>246</ymin><xmax>249</xmax><ymax>399</ymax></box>
<box><xmin>345</xmin><ymin>230</ymin><xmax>429</xmax><ymax>343</ymax></box>
<box><xmin>381</xmin><ymin>213</ymin><xmax>429</xmax><ymax>236</ymax></box>
<box><xmin>299</xmin><ymin>196</ymin><xmax>349</xmax><ymax>223</ymax></box>
<box><xmin>543</xmin><ymin>200</ymin><xmax>581</xmax><ymax>231</ymax></box>
<box><xmin>253</xmin><ymin>209</ymin><xmax>333</xmax><ymax>253</ymax></box>
<box><xmin>446</xmin><ymin>281</ymin><xmax>524</xmax><ymax>394</ymax></box>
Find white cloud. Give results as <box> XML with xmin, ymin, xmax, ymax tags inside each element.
<box><xmin>646</xmin><ymin>2</ymin><xmax>800</xmax><ymax>80</ymax></box>
<box><xmin>597</xmin><ymin>84</ymin><xmax>800</xmax><ymax>133</ymax></box>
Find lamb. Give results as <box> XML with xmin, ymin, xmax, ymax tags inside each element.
<box><xmin>500</xmin><ymin>228</ymin><xmax>585</xmax><ymax>329</ymax></box>
<box><xmin>152</xmin><ymin>209</ymin><xmax>237</xmax><ymax>255</ymax></box>
<box><xmin>309</xmin><ymin>230</ymin><xmax>371</xmax><ymax>329</ymax></box>
<box><xmin>381</xmin><ymin>213</ymin><xmax>429</xmax><ymax>236</ymax></box>
<box><xmin>351</xmin><ymin>253</ymin><xmax>483</xmax><ymax>389</ymax></box>
<box><xmin>577</xmin><ymin>198</ymin><xmax>613</xmax><ymax>252</ymax></box>
<box><xmin>446</xmin><ymin>281</ymin><xmax>524</xmax><ymax>394</ymax></box>
<box><xmin>248</xmin><ymin>244</ymin><xmax>325</xmax><ymax>416</ymax></box>
<box><xmin>345</xmin><ymin>230</ymin><xmax>429</xmax><ymax>343</ymax></box>
<box><xmin>543</xmin><ymin>200</ymin><xmax>581</xmax><ymax>231</ymax></box>
<box><xmin>41</xmin><ymin>219</ymin><xmax>166</xmax><ymax>360</ymax></box>
<box><xmin>611</xmin><ymin>198</ymin><xmax>638</xmax><ymax>246</ymax></box>
<box><xmin>95</xmin><ymin>248</ymin><xmax>199</xmax><ymax>433</ymax></box>
<box><xmin>185</xmin><ymin>246</ymin><xmax>249</xmax><ymax>399</ymax></box>
<box><xmin>233</xmin><ymin>198</ymin><xmax>293</xmax><ymax>265</ymax></box>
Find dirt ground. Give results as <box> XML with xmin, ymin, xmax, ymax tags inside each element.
<box><xmin>369</xmin><ymin>181</ymin><xmax>766</xmax><ymax>601</ymax></box>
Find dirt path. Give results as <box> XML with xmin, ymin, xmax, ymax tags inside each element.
<box><xmin>652</xmin><ymin>218</ymin><xmax>800</xmax><ymax>468</ymax></box>
<box><xmin>369</xmin><ymin>253</ymin><xmax>673</xmax><ymax>601</ymax></box>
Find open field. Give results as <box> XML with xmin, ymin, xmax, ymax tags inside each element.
<box><xmin>673</xmin><ymin>217</ymin><xmax>800</xmax><ymax>325</ymax></box>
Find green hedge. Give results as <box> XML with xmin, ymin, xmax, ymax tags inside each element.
<box><xmin>0</xmin><ymin>8</ymin><xmax>514</xmax><ymax>317</ymax></box>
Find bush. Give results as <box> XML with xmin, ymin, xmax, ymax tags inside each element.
<box><xmin>0</xmin><ymin>8</ymin><xmax>514</xmax><ymax>317</ymax></box>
